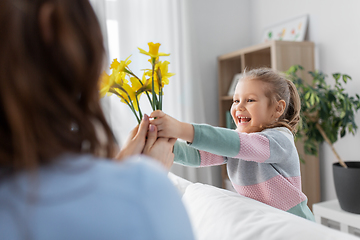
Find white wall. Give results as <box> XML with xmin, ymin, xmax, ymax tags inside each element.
<box><xmin>189</xmin><ymin>0</ymin><xmax>360</xmax><ymax>201</ymax></box>
<box><xmin>185</xmin><ymin>0</ymin><xmax>251</xmax><ymax>126</ymax></box>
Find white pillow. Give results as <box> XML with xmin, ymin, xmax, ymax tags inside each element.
<box><xmin>182</xmin><ymin>183</ymin><xmax>357</xmax><ymax>240</ymax></box>
<box><xmin>168</xmin><ymin>172</ymin><xmax>192</xmax><ymax>196</ymax></box>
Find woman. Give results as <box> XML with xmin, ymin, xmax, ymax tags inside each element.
<box><xmin>0</xmin><ymin>0</ymin><xmax>194</xmax><ymax>239</ymax></box>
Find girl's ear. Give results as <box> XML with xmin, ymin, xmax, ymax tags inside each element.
<box><xmin>275</xmin><ymin>100</ymin><xmax>286</xmax><ymax>119</ymax></box>
<box><xmin>38</xmin><ymin>3</ymin><xmax>55</xmax><ymax>45</ymax></box>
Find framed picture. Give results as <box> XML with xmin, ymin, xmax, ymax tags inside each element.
<box><xmin>227</xmin><ymin>73</ymin><xmax>242</xmax><ymax>96</ymax></box>
<box><xmin>261</xmin><ymin>14</ymin><xmax>308</xmax><ymax>43</ymax></box>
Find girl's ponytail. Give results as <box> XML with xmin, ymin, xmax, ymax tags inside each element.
<box><xmin>284</xmin><ymin>79</ymin><xmax>301</xmax><ymax>133</ymax></box>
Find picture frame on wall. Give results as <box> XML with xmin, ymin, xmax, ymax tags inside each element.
<box><xmin>261</xmin><ymin>14</ymin><xmax>308</xmax><ymax>43</ymax></box>
<box><xmin>227</xmin><ymin>73</ymin><xmax>242</xmax><ymax>96</ymax></box>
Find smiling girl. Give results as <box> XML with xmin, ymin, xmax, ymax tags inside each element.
<box><xmin>150</xmin><ymin>68</ymin><xmax>315</xmax><ymax>221</ymax></box>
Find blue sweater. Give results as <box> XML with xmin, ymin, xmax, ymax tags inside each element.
<box><xmin>0</xmin><ymin>154</ymin><xmax>194</xmax><ymax>240</ymax></box>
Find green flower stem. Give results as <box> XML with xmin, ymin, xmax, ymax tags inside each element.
<box><xmin>135</xmin><ymin>95</ymin><xmax>143</xmax><ymax>120</ymax></box>
<box><xmin>159</xmin><ymin>87</ymin><xmax>163</xmax><ymax>110</ymax></box>
<box><xmin>126</xmin><ymin>100</ymin><xmax>141</xmax><ymax>124</ymax></box>
<box><xmin>122</xmin><ymin>71</ymin><xmax>144</xmax><ymax>120</ymax></box>
<box><xmin>153</xmin><ymin>93</ymin><xmax>159</xmax><ymax>110</ymax></box>
<box><xmin>111</xmin><ymin>89</ymin><xmax>140</xmax><ymax>124</ymax></box>
<box><xmin>156</xmin><ymin>69</ymin><xmax>163</xmax><ymax>110</ymax></box>
<box><xmin>151</xmin><ymin>58</ymin><xmax>157</xmax><ymax>110</ymax></box>
<box><xmin>127</xmin><ymin>95</ymin><xmax>141</xmax><ymax>124</ymax></box>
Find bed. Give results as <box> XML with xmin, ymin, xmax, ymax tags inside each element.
<box><xmin>168</xmin><ymin>172</ymin><xmax>358</xmax><ymax>240</ymax></box>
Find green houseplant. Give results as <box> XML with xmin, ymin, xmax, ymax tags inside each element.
<box><xmin>286</xmin><ymin>65</ymin><xmax>360</xmax><ymax>213</ymax></box>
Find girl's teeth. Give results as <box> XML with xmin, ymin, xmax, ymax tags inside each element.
<box><xmin>239</xmin><ymin>117</ymin><xmax>251</xmax><ymax>123</ymax></box>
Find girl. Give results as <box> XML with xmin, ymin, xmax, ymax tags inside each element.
<box><xmin>150</xmin><ymin>68</ymin><xmax>315</xmax><ymax>221</ymax></box>
<box><xmin>0</xmin><ymin>0</ymin><xmax>194</xmax><ymax>239</ymax></box>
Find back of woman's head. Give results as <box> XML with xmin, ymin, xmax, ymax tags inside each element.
<box><xmin>0</xmin><ymin>0</ymin><xmax>115</xmax><ymax>175</ymax></box>
<box><xmin>242</xmin><ymin>68</ymin><xmax>301</xmax><ymax>134</ymax></box>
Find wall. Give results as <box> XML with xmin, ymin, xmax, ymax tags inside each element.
<box><xmin>184</xmin><ymin>0</ymin><xmax>251</xmax><ymax>126</ymax></box>
<box><xmin>248</xmin><ymin>0</ymin><xmax>360</xmax><ymax>201</ymax></box>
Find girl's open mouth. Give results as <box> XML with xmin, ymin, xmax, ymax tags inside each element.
<box><xmin>238</xmin><ymin>117</ymin><xmax>251</xmax><ymax>123</ymax></box>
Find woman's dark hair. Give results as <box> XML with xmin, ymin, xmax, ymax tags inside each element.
<box><xmin>0</xmin><ymin>0</ymin><xmax>115</xmax><ymax>176</ymax></box>
<box><xmin>241</xmin><ymin>68</ymin><xmax>301</xmax><ymax>134</ymax></box>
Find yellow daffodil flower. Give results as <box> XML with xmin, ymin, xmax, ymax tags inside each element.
<box><xmin>144</xmin><ymin>61</ymin><xmax>175</xmax><ymax>94</ymax></box>
<box><xmin>99</xmin><ymin>71</ymin><xmax>115</xmax><ymax>98</ymax></box>
<box><xmin>110</xmin><ymin>55</ymin><xmax>132</xmax><ymax>73</ymax></box>
<box><xmin>110</xmin><ymin>58</ymin><xmax>120</xmax><ymax>70</ymax></box>
<box><xmin>138</xmin><ymin>42</ymin><xmax>170</xmax><ymax>59</ymax></box>
<box><xmin>156</xmin><ymin>61</ymin><xmax>175</xmax><ymax>87</ymax></box>
<box><xmin>100</xmin><ymin>43</ymin><xmax>174</xmax><ymax>123</ymax></box>
<box><xmin>138</xmin><ymin>72</ymin><xmax>152</xmax><ymax>92</ymax></box>
<box><xmin>114</xmin><ymin>71</ymin><xmax>128</xmax><ymax>85</ymax></box>
<box><xmin>114</xmin><ymin>83</ymin><xmax>139</xmax><ymax>110</ymax></box>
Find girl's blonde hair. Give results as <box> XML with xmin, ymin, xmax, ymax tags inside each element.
<box><xmin>241</xmin><ymin>68</ymin><xmax>301</xmax><ymax>134</ymax></box>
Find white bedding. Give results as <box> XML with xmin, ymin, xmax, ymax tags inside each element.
<box><xmin>168</xmin><ymin>172</ymin><xmax>358</xmax><ymax>240</ymax></box>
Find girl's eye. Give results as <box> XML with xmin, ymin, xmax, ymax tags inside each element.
<box><xmin>247</xmin><ymin>99</ymin><xmax>255</xmax><ymax>102</ymax></box>
<box><xmin>233</xmin><ymin>100</ymin><xmax>240</xmax><ymax>104</ymax></box>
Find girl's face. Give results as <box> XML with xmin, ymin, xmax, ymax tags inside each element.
<box><xmin>230</xmin><ymin>78</ymin><xmax>280</xmax><ymax>133</ymax></box>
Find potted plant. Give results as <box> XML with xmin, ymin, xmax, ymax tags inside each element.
<box><xmin>286</xmin><ymin>65</ymin><xmax>360</xmax><ymax>214</ymax></box>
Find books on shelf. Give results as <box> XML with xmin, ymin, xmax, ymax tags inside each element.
<box><xmin>225</xmin><ymin>111</ymin><xmax>236</xmax><ymax>129</ymax></box>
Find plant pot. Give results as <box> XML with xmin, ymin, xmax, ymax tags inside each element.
<box><xmin>333</xmin><ymin>161</ymin><xmax>360</xmax><ymax>214</ymax></box>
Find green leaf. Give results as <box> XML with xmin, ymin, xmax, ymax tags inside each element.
<box><xmin>343</xmin><ymin>74</ymin><xmax>352</xmax><ymax>83</ymax></box>
<box><xmin>340</xmin><ymin>128</ymin><xmax>346</xmax><ymax>138</ymax></box>
<box><xmin>333</xmin><ymin>73</ymin><xmax>341</xmax><ymax>81</ymax></box>
<box><xmin>310</xmin><ymin>94</ymin><xmax>315</xmax><ymax>106</ymax></box>
<box><xmin>348</xmin><ymin>124</ymin><xmax>354</xmax><ymax>134</ymax></box>
<box><xmin>339</xmin><ymin>111</ymin><xmax>346</xmax><ymax>118</ymax></box>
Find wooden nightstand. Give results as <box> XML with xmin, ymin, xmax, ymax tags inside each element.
<box><xmin>313</xmin><ymin>199</ymin><xmax>360</xmax><ymax>237</ymax></box>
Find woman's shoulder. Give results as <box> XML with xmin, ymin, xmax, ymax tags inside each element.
<box><xmin>1</xmin><ymin>154</ymin><xmax>172</xmax><ymax>200</ymax></box>
<box><xmin>62</xmin><ymin>154</ymin><xmax>173</xmax><ymax>193</ymax></box>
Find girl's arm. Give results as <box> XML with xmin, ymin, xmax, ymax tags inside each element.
<box><xmin>150</xmin><ymin>111</ymin><xmax>294</xmax><ymax>164</ymax></box>
<box><xmin>173</xmin><ymin>141</ymin><xmax>227</xmax><ymax>167</ymax></box>
<box><xmin>190</xmin><ymin>124</ymin><xmax>294</xmax><ymax>164</ymax></box>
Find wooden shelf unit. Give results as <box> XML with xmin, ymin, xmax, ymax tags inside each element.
<box><xmin>217</xmin><ymin>40</ymin><xmax>320</xmax><ymax>209</ymax></box>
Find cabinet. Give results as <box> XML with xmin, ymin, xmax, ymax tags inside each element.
<box><xmin>217</xmin><ymin>40</ymin><xmax>320</xmax><ymax>209</ymax></box>
<box><xmin>313</xmin><ymin>199</ymin><xmax>360</xmax><ymax>237</ymax></box>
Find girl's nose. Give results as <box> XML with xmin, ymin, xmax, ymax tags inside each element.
<box><xmin>237</xmin><ymin>102</ymin><xmax>246</xmax><ymax>111</ymax></box>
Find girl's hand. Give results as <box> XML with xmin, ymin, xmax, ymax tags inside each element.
<box><xmin>150</xmin><ymin>110</ymin><xmax>194</xmax><ymax>143</ymax></box>
<box><xmin>143</xmin><ymin>124</ymin><xmax>177</xmax><ymax>170</ymax></box>
<box><xmin>115</xmin><ymin>114</ymin><xmax>150</xmax><ymax>160</ymax></box>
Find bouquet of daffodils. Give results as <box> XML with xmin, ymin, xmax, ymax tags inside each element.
<box><xmin>99</xmin><ymin>42</ymin><xmax>175</xmax><ymax>123</ymax></box>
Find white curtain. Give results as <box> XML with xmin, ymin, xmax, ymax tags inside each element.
<box><xmin>90</xmin><ymin>0</ymin><xmax>220</xmax><ymax>186</ymax></box>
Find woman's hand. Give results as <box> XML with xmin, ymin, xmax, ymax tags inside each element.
<box><xmin>150</xmin><ymin>110</ymin><xmax>194</xmax><ymax>143</ymax></box>
<box><xmin>143</xmin><ymin>124</ymin><xmax>177</xmax><ymax>170</ymax></box>
<box><xmin>115</xmin><ymin>114</ymin><xmax>150</xmax><ymax>160</ymax></box>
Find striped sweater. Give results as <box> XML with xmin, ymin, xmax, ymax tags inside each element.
<box><xmin>174</xmin><ymin>124</ymin><xmax>315</xmax><ymax>221</ymax></box>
